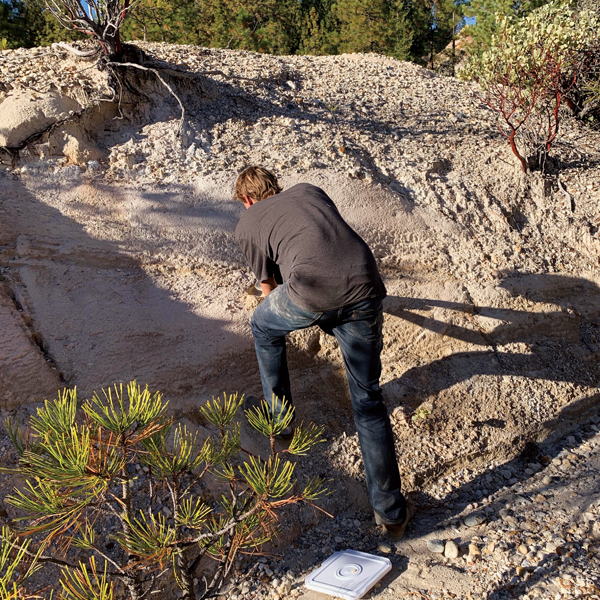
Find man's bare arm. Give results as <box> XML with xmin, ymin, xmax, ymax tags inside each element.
<box><xmin>261</xmin><ymin>276</ymin><xmax>278</xmax><ymax>297</ymax></box>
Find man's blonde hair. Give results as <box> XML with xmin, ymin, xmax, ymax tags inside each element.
<box><xmin>234</xmin><ymin>166</ymin><xmax>282</xmax><ymax>202</ymax></box>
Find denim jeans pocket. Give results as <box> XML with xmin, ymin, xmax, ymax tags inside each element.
<box><xmin>270</xmin><ymin>284</ymin><xmax>323</xmax><ymax>327</ymax></box>
<box><xmin>350</xmin><ymin>308</ymin><xmax>384</xmax><ymax>342</ymax></box>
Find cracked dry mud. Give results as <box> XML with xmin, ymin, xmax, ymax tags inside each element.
<box><xmin>0</xmin><ymin>42</ymin><xmax>599</xmax><ymax>600</ymax></box>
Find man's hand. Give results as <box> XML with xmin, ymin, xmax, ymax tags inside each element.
<box><xmin>260</xmin><ymin>276</ymin><xmax>278</xmax><ymax>297</ymax></box>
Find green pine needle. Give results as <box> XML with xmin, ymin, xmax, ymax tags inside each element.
<box><xmin>239</xmin><ymin>455</ymin><xmax>295</xmax><ymax>498</ymax></box>
<box><xmin>113</xmin><ymin>511</ymin><xmax>176</xmax><ymax>564</ymax></box>
<box><xmin>200</xmin><ymin>392</ymin><xmax>243</xmax><ymax>429</ymax></box>
<box><xmin>30</xmin><ymin>388</ymin><xmax>78</xmax><ymax>440</ymax></box>
<box><xmin>0</xmin><ymin>526</ymin><xmax>42</xmax><ymax>598</ymax></box>
<box><xmin>287</xmin><ymin>422</ymin><xmax>326</xmax><ymax>456</ymax></box>
<box><xmin>245</xmin><ymin>396</ymin><xmax>294</xmax><ymax>438</ymax></box>
<box><xmin>83</xmin><ymin>381</ymin><xmax>169</xmax><ymax>439</ymax></box>
<box><xmin>302</xmin><ymin>476</ymin><xmax>331</xmax><ymax>501</ymax></box>
<box><xmin>59</xmin><ymin>556</ymin><xmax>113</xmax><ymax>600</ymax></box>
<box><xmin>176</xmin><ymin>498</ymin><xmax>211</xmax><ymax>529</ymax></box>
<box><xmin>142</xmin><ymin>424</ymin><xmax>208</xmax><ymax>478</ymax></box>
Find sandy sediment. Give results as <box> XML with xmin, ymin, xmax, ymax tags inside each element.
<box><xmin>0</xmin><ymin>44</ymin><xmax>599</xmax><ymax>578</ymax></box>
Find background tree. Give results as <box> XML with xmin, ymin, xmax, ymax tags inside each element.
<box><xmin>0</xmin><ymin>0</ymin><xmax>51</xmax><ymax>47</ymax></box>
<box><xmin>1</xmin><ymin>0</ymin><xmax>28</xmax><ymax>47</ymax></box>
<box><xmin>297</xmin><ymin>0</ymin><xmax>339</xmax><ymax>55</ymax></box>
<box><xmin>397</xmin><ymin>0</ymin><xmax>464</xmax><ymax>67</ymax></box>
<box><xmin>122</xmin><ymin>0</ymin><xmax>202</xmax><ymax>44</ymax></box>
<box><xmin>389</xmin><ymin>1</ymin><xmax>413</xmax><ymax>60</ymax></box>
<box><xmin>329</xmin><ymin>0</ymin><xmax>413</xmax><ymax>59</ymax></box>
<box><xmin>196</xmin><ymin>0</ymin><xmax>302</xmax><ymax>53</ymax></box>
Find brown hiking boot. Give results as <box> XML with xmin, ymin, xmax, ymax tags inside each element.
<box><xmin>381</xmin><ymin>495</ymin><xmax>415</xmax><ymax>541</ymax></box>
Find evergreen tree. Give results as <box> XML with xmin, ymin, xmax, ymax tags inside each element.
<box><xmin>36</xmin><ymin>6</ymin><xmax>85</xmax><ymax>45</ymax></box>
<box><xmin>404</xmin><ymin>0</ymin><xmax>464</xmax><ymax>67</ymax></box>
<box><xmin>297</xmin><ymin>0</ymin><xmax>339</xmax><ymax>55</ymax></box>
<box><xmin>389</xmin><ymin>1</ymin><xmax>413</xmax><ymax>60</ymax></box>
<box><xmin>0</xmin><ymin>0</ymin><xmax>43</xmax><ymax>47</ymax></box>
<box><xmin>432</xmin><ymin>0</ymin><xmax>464</xmax><ymax>70</ymax></box>
<box><xmin>1</xmin><ymin>0</ymin><xmax>28</xmax><ymax>47</ymax></box>
<box><xmin>328</xmin><ymin>0</ymin><xmax>412</xmax><ymax>58</ymax></box>
<box><xmin>332</xmin><ymin>0</ymin><xmax>391</xmax><ymax>54</ymax></box>
<box><xmin>121</xmin><ymin>0</ymin><xmax>202</xmax><ymax>44</ymax></box>
<box><xmin>197</xmin><ymin>0</ymin><xmax>302</xmax><ymax>54</ymax></box>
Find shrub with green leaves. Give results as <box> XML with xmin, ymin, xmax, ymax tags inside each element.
<box><xmin>0</xmin><ymin>383</ymin><xmax>327</xmax><ymax>600</ymax></box>
<box><xmin>460</xmin><ymin>2</ymin><xmax>600</xmax><ymax>172</ymax></box>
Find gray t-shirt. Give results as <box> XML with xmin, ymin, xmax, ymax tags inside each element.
<box><xmin>235</xmin><ymin>183</ymin><xmax>386</xmax><ymax>312</ymax></box>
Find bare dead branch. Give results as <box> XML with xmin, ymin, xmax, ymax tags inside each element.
<box><xmin>107</xmin><ymin>61</ymin><xmax>186</xmax><ymax>135</ymax></box>
<box><xmin>52</xmin><ymin>42</ymin><xmax>102</xmax><ymax>60</ymax></box>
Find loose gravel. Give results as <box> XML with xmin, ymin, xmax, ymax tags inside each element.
<box><xmin>221</xmin><ymin>419</ymin><xmax>600</xmax><ymax>600</ymax></box>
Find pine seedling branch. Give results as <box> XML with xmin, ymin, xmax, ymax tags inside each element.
<box><xmin>0</xmin><ymin>384</ymin><xmax>328</xmax><ymax>600</ymax></box>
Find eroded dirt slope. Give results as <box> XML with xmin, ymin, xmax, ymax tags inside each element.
<box><xmin>0</xmin><ymin>43</ymin><xmax>599</xmax><ymax>527</ymax></box>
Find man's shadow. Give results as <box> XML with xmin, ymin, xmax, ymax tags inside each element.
<box><xmin>382</xmin><ymin>272</ymin><xmax>600</xmax><ymax>421</ymax></box>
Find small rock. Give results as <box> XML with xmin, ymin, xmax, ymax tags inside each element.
<box><xmin>427</xmin><ymin>539</ymin><xmax>445</xmax><ymax>554</ymax></box>
<box><xmin>545</xmin><ymin>542</ymin><xmax>558</xmax><ymax>553</ymax></box>
<box><xmin>444</xmin><ymin>540</ymin><xmax>459</xmax><ymax>559</ymax></box>
<box><xmin>335</xmin><ymin>536</ymin><xmax>343</xmax><ymax>544</ymax></box>
<box><xmin>464</xmin><ymin>514</ymin><xmax>485</xmax><ymax>527</ymax></box>
<box><xmin>277</xmin><ymin>580</ymin><xmax>292</xmax><ymax>595</ymax></box>
<box><xmin>378</xmin><ymin>540</ymin><xmax>393</xmax><ymax>554</ymax></box>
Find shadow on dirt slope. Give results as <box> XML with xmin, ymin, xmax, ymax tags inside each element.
<box><xmin>398</xmin><ymin>403</ymin><xmax>600</xmax><ymax>600</ymax></box>
<box><xmin>0</xmin><ymin>175</ymin><xmax>253</xmax><ymax>406</ymax></box>
<box><xmin>383</xmin><ymin>272</ymin><xmax>600</xmax><ymax>417</ymax></box>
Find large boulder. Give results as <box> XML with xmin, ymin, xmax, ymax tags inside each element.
<box><xmin>0</xmin><ymin>90</ymin><xmax>81</xmax><ymax>148</ymax></box>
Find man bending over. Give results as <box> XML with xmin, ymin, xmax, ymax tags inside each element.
<box><xmin>234</xmin><ymin>166</ymin><xmax>412</xmax><ymax>540</ymax></box>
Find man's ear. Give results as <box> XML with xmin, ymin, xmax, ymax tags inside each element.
<box><xmin>242</xmin><ymin>195</ymin><xmax>255</xmax><ymax>209</ymax></box>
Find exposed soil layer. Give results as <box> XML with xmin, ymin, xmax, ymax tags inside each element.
<box><xmin>0</xmin><ymin>44</ymin><xmax>599</xmax><ymax>598</ymax></box>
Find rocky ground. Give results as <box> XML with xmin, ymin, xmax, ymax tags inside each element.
<box><xmin>1</xmin><ymin>41</ymin><xmax>600</xmax><ymax>600</ymax></box>
<box><xmin>223</xmin><ymin>418</ymin><xmax>600</xmax><ymax>600</ymax></box>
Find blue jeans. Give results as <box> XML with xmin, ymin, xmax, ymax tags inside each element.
<box><xmin>250</xmin><ymin>283</ymin><xmax>407</xmax><ymax>525</ymax></box>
